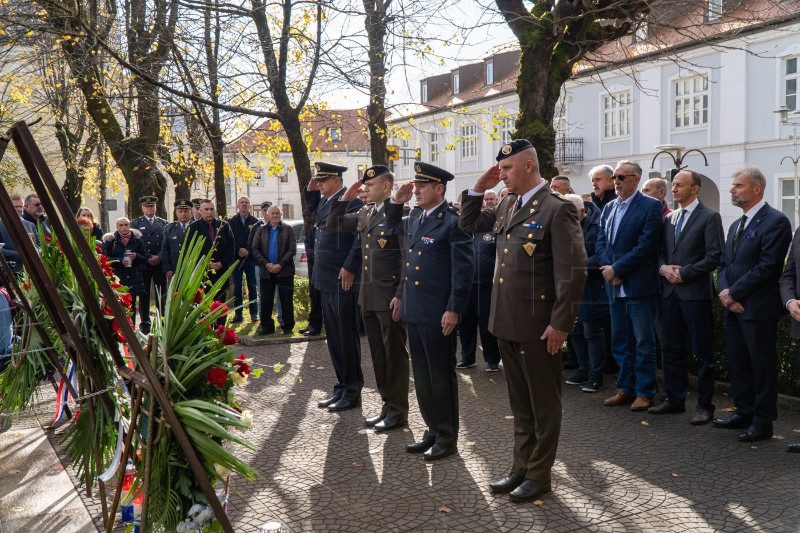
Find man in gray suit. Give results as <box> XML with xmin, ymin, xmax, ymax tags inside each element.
<box><xmin>650</xmin><ymin>170</ymin><xmax>724</xmax><ymax>425</ymax></box>
<box><xmin>327</xmin><ymin>165</ymin><xmax>409</xmax><ymax>432</ymax></box>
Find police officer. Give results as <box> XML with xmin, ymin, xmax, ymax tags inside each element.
<box><xmin>159</xmin><ymin>199</ymin><xmax>194</xmax><ymax>279</ymax></box>
<box><xmin>327</xmin><ymin>165</ymin><xmax>409</xmax><ymax>431</ymax></box>
<box><xmin>131</xmin><ymin>195</ymin><xmax>167</xmax><ymax>334</ymax></box>
<box><xmin>306</xmin><ymin>162</ymin><xmax>364</xmax><ymax>412</ymax></box>
<box><xmin>459</xmin><ymin>139</ymin><xmax>587</xmax><ymax>502</ymax></box>
<box><xmin>191</xmin><ymin>198</ymin><xmax>204</xmax><ymax>222</ymax></box>
<box><xmin>228</xmin><ymin>196</ymin><xmax>259</xmax><ymax>323</ymax></box>
<box><xmin>392</xmin><ymin>162</ymin><xmax>473</xmax><ymax>461</ymax></box>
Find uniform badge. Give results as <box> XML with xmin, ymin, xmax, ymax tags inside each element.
<box><xmin>366</xmin><ymin>169</ymin><xmax>375</xmax><ymax>178</ymax></box>
<box><xmin>501</xmin><ymin>144</ymin><xmax>512</xmax><ymax>155</ymax></box>
<box><xmin>378</xmin><ymin>238</ymin><xmax>387</xmax><ymax>248</ymax></box>
<box><xmin>421</xmin><ymin>236</ymin><xmax>435</xmax><ymax>244</ymax></box>
<box><xmin>523</xmin><ymin>242</ymin><xmax>536</xmax><ymax>256</ymax></box>
<box><xmin>482</xmin><ymin>233</ymin><xmax>493</xmax><ymax>241</ymax></box>
<box><xmin>415</xmin><ymin>163</ymin><xmax>422</xmax><ymax>172</ymax></box>
<box><xmin>533</xmin><ymin>200</ymin><xmax>539</xmax><ymax>206</ymax></box>
<box><xmin>437</xmin><ymin>212</ymin><xmax>443</xmax><ymax>219</ymax></box>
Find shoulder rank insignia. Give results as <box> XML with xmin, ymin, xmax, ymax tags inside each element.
<box><xmin>523</xmin><ymin>242</ymin><xmax>536</xmax><ymax>256</ymax></box>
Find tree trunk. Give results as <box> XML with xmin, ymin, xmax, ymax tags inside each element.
<box><xmin>364</xmin><ymin>0</ymin><xmax>389</xmax><ymax>166</ymax></box>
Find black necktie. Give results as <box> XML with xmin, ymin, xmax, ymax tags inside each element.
<box><xmin>733</xmin><ymin>215</ymin><xmax>747</xmax><ymax>252</ymax></box>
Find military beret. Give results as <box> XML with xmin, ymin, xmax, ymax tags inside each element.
<box><xmin>496</xmin><ymin>139</ymin><xmax>534</xmax><ymax>162</ymax></box>
<box><xmin>174</xmin><ymin>198</ymin><xmax>192</xmax><ymax>209</ymax></box>
<box><xmin>313</xmin><ymin>162</ymin><xmax>347</xmax><ymax>179</ymax></box>
<box><xmin>260</xmin><ymin>200</ymin><xmax>273</xmax><ymax>209</ymax></box>
<box><xmin>139</xmin><ymin>195</ymin><xmax>158</xmax><ymax>204</ymax></box>
<box><xmin>412</xmin><ymin>162</ymin><xmax>454</xmax><ymax>184</ymax></box>
<box><xmin>362</xmin><ymin>165</ymin><xmax>391</xmax><ymax>182</ymax></box>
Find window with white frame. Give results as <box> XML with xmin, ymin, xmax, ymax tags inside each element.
<box><xmin>501</xmin><ymin>116</ymin><xmax>515</xmax><ymax>143</ymax></box>
<box><xmin>429</xmin><ymin>132</ymin><xmax>439</xmax><ymax>163</ymax></box>
<box><xmin>421</xmin><ymin>81</ymin><xmax>428</xmax><ymax>103</ymax></box>
<box><xmin>706</xmin><ymin>0</ymin><xmax>723</xmax><ymax>21</ymax></box>
<box><xmin>460</xmin><ymin>122</ymin><xmax>477</xmax><ymax>159</ymax></box>
<box><xmin>780</xmin><ymin>178</ymin><xmax>798</xmax><ymax>229</ymax></box>
<box><xmin>486</xmin><ymin>60</ymin><xmax>494</xmax><ymax>85</ymax></box>
<box><xmin>603</xmin><ymin>91</ymin><xmax>631</xmax><ymax>139</ymax></box>
<box><xmin>453</xmin><ymin>72</ymin><xmax>460</xmax><ymax>94</ymax></box>
<box><xmin>786</xmin><ymin>57</ymin><xmax>798</xmax><ymax>111</ymax></box>
<box><xmin>673</xmin><ymin>75</ymin><xmax>708</xmax><ymax>128</ymax></box>
<box><xmin>328</xmin><ymin>127</ymin><xmax>342</xmax><ymax>142</ymax></box>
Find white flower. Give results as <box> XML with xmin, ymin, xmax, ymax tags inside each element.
<box><xmin>228</xmin><ymin>370</ymin><xmax>248</xmax><ymax>386</ymax></box>
<box><xmin>240</xmin><ymin>409</ymin><xmax>253</xmax><ymax>428</ymax></box>
<box><xmin>214</xmin><ymin>464</ymin><xmax>231</xmax><ymax>479</ymax></box>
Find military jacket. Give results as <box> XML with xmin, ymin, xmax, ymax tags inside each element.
<box><xmin>159</xmin><ymin>221</ymin><xmax>190</xmax><ymax>274</ymax></box>
<box><xmin>130</xmin><ymin>215</ymin><xmax>167</xmax><ymax>270</ymax></box>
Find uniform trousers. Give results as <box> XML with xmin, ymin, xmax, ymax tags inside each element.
<box><xmin>498</xmin><ymin>338</ymin><xmax>562</xmax><ymax>482</ymax></box>
<box><xmin>407</xmin><ymin>322</ymin><xmax>458</xmax><ymax>447</ymax></box>
<box><xmin>135</xmin><ymin>268</ymin><xmax>166</xmax><ymax>332</ymax></box>
<box><xmin>363</xmin><ymin>310</ymin><xmax>409</xmax><ymax>420</ymax></box>
<box><xmin>321</xmin><ymin>290</ymin><xmax>363</xmax><ymax>402</ymax></box>
<box><xmin>459</xmin><ymin>282</ymin><xmax>501</xmax><ymax>366</ymax></box>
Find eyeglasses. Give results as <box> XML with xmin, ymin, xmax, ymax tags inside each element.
<box><xmin>29</xmin><ymin>202</ymin><xmax>41</xmax><ymax>206</ymax></box>
<box><xmin>612</xmin><ymin>174</ymin><xmax>638</xmax><ymax>181</ymax></box>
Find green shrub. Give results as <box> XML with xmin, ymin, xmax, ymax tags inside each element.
<box><xmin>293</xmin><ymin>276</ymin><xmax>310</xmax><ymax>322</ymax></box>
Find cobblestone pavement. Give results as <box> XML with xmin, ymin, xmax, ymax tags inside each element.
<box><xmin>22</xmin><ymin>336</ymin><xmax>800</xmax><ymax>532</ymax></box>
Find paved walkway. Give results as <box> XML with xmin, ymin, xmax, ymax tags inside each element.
<box><xmin>6</xmin><ymin>337</ymin><xmax>800</xmax><ymax>532</ymax></box>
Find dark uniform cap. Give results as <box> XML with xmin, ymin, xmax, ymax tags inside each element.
<box><xmin>313</xmin><ymin>162</ymin><xmax>348</xmax><ymax>179</ymax></box>
<box><xmin>139</xmin><ymin>195</ymin><xmax>158</xmax><ymax>204</ymax></box>
<box><xmin>362</xmin><ymin>165</ymin><xmax>391</xmax><ymax>182</ymax></box>
<box><xmin>174</xmin><ymin>198</ymin><xmax>192</xmax><ymax>209</ymax></box>
<box><xmin>191</xmin><ymin>198</ymin><xmax>203</xmax><ymax>207</ymax></box>
<box><xmin>412</xmin><ymin>162</ymin><xmax>454</xmax><ymax>184</ymax></box>
<box><xmin>496</xmin><ymin>139</ymin><xmax>534</xmax><ymax>162</ymax></box>
<box><xmin>260</xmin><ymin>200</ymin><xmax>273</xmax><ymax>209</ymax></box>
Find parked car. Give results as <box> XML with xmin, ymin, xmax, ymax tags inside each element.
<box><xmin>283</xmin><ymin>219</ymin><xmax>308</xmax><ymax>278</ymax></box>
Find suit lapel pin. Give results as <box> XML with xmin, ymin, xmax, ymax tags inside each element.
<box><xmin>437</xmin><ymin>212</ymin><xmax>443</xmax><ymax>219</ymax></box>
<box><xmin>523</xmin><ymin>242</ymin><xmax>536</xmax><ymax>256</ymax></box>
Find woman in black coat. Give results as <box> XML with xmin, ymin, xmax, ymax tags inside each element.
<box><xmin>103</xmin><ymin>218</ymin><xmax>147</xmax><ymax>305</ymax></box>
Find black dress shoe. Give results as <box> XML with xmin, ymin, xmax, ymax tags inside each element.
<box><xmin>489</xmin><ymin>472</ymin><xmax>525</xmax><ymax>494</ymax></box>
<box><xmin>364</xmin><ymin>413</ymin><xmax>386</xmax><ymax>427</ymax></box>
<box><xmin>328</xmin><ymin>398</ymin><xmax>361</xmax><ymax>412</ymax></box>
<box><xmin>303</xmin><ymin>328</ymin><xmax>321</xmax><ymax>336</ymax></box>
<box><xmin>373</xmin><ymin>416</ymin><xmax>406</xmax><ymax>432</ymax></box>
<box><xmin>787</xmin><ymin>442</ymin><xmax>800</xmax><ymax>453</ymax></box>
<box><xmin>406</xmin><ymin>439</ymin><xmax>435</xmax><ymax>454</ymax></box>
<box><xmin>423</xmin><ymin>443</ymin><xmax>457</xmax><ymax>461</ymax></box>
<box><xmin>257</xmin><ymin>328</ymin><xmax>275</xmax><ymax>336</ymax></box>
<box><xmin>299</xmin><ymin>326</ymin><xmax>310</xmax><ymax>334</ymax></box>
<box><xmin>738</xmin><ymin>422</ymin><xmax>773</xmax><ymax>442</ymax></box>
<box><xmin>317</xmin><ymin>396</ymin><xmax>341</xmax><ymax>408</ymax></box>
<box><xmin>509</xmin><ymin>479</ymin><xmax>552</xmax><ymax>502</ymax></box>
<box><xmin>647</xmin><ymin>401</ymin><xmax>686</xmax><ymax>415</ymax></box>
<box><xmin>713</xmin><ymin>413</ymin><xmax>753</xmax><ymax>429</ymax></box>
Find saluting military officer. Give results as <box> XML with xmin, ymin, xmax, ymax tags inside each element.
<box><xmin>306</xmin><ymin>162</ymin><xmax>365</xmax><ymax>412</ymax></box>
<box><xmin>130</xmin><ymin>195</ymin><xmax>168</xmax><ymax>334</ymax></box>
<box><xmin>159</xmin><ymin>198</ymin><xmax>194</xmax><ymax>279</ymax></box>
<box><xmin>459</xmin><ymin>139</ymin><xmax>587</xmax><ymax>502</ymax></box>
<box><xmin>392</xmin><ymin>162</ymin><xmax>473</xmax><ymax>461</ymax></box>
<box><xmin>327</xmin><ymin>165</ymin><xmax>410</xmax><ymax>432</ymax></box>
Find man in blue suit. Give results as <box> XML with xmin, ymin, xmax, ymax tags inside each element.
<box><xmin>715</xmin><ymin>167</ymin><xmax>791</xmax><ymax>442</ymax></box>
<box><xmin>306</xmin><ymin>162</ymin><xmax>364</xmax><ymax>412</ymax></box>
<box><xmin>595</xmin><ymin>160</ymin><xmax>663</xmax><ymax>412</ymax></box>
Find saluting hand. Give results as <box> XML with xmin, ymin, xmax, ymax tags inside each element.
<box><xmin>472</xmin><ymin>164</ymin><xmax>501</xmax><ymax>193</ymax></box>
<box><xmin>541</xmin><ymin>325</ymin><xmax>568</xmax><ymax>355</ymax></box>
<box><xmin>393</xmin><ymin>182</ymin><xmax>414</xmax><ymax>204</ymax></box>
<box><xmin>342</xmin><ymin>180</ymin><xmax>362</xmax><ymax>202</ymax></box>
<box><xmin>308</xmin><ymin>178</ymin><xmax>320</xmax><ymax>192</ymax></box>
<box><xmin>441</xmin><ymin>310</ymin><xmax>459</xmax><ymax>336</ymax></box>
<box><xmin>389</xmin><ymin>297</ymin><xmax>401</xmax><ymax>322</ymax></box>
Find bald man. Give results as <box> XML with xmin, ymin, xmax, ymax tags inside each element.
<box><xmin>641</xmin><ymin>178</ymin><xmax>672</xmax><ymax>220</ymax></box>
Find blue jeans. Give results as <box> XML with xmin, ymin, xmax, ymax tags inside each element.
<box><xmin>232</xmin><ymin>257</ymin><xmax>258</xmax><ymax>318</ymax></box>
<box><xmin>609</xmin><ymin>297</ymin><xmax>657</xmax><ymax>398</ymax></box>
<box><xmin>571</xmin><ymin>316</ymin><xmax>606</xmax><ymax>382</ymax></box>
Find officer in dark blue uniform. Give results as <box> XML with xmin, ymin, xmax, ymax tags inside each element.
<box><xmin>392</xmin><ymin>162</ymin><xmax>473</xmax><ymax>461</ymax></box>
<box><xmin>130</xmin><ymin>195</ymin><xmax>167</xmax><ymax>334</ymax></box>
<box><xmin>159</xmin><ymin>198</ymin><xmax>194</xmax><ymax>279</ymax></box>
<box><xmin>306</xmin><ymin>162</ymin><xmax>364</xmax><ymax>412</ymax></box>
<box><xmin>457</xmin><ymin>200</ymin><xmax>502</xmax><ymax>371</ymax></box>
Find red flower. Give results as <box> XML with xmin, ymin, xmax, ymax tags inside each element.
<box><xmin>194</xmin><ymin>288</ymin><xmax>204</xmax><ymax>304</ymax></box>
<box><xmin>234</xmin><ymin>355</ymin><xmax>251</xmax><ymax>376</ymax></box>
<box><xmin>206</xmin><ymin>367</ymin><xmax>228</xmax><ymax>388</ymax></box>
<box><xmin>111</xmin><ymin>320</ymin><xmax>126</xmax><ymax>343</ymax></box>
<box><xmin>44</xmin><ymin>236</ymin><xmax>52</xmax><ymax>243</ymax></box>
<box><xmin>216</xmin><ymin>326</ymin><xmax>238</xmax><ymax>345</ymax></box>
<box><xmin>210</xmin><ymin>301</ymin><xmax>228</xmax><ymax>317</ymax></box>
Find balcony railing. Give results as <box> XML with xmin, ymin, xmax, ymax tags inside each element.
<box><xmin>555</xmin><ymin>137</ymin><xmax>583</xmax><ymax>164</ymax></box>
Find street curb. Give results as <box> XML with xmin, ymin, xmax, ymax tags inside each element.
<box><xmin>238</xmin><ymin>333</ymin><xmax>326</xmax><ymax>346</ymax></box>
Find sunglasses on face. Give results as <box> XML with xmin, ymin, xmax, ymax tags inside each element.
<box><xmin>613</xmin><ymin>174</ymin><xmax>638</xmax><ymax>181</ymax></box>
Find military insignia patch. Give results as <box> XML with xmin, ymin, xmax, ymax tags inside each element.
<box><xmin>523</xmin><ymin>242</ymin><xmax>536</xmax><ymax>256</ymax></box>
<box><xmin>533</xmin><ymin>200</ymin><xmax>539</xmax><ymax>206</ymax></box>
<box><xmin>366</xmin><ymin>169</ymin><xmax>375</xmax><ymax>178</ymax></box>
<box><xmin>378</xmin><ymin>238</ymin><xmax>387</xmax><ymax>248</ymax></box>
<box><xmin>501</xmin><ymin>144</ymin><xmax>512</xmax><ymax>155</ymax></box>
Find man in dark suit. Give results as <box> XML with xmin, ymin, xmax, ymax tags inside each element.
<box><xmin>188</xmin><ymin>199</ymin><xmax>235</xmax><ymax>316</ymax></box>
<box><xmin>650</xmin><ymin>170</ymin><xmax>724</xmax><ymax>425</ymax></box>
<box><xmin>393</xmin><ymin>162</ymin><xmax>473</xmax><ymax>461</ymax></box>
<box><xmin>327</xmin><ymin>165</ymin><xmax>409</xmax><ymax>432</ymax></box>
<box><xmin>460</xmin><ymin>140</ymin><xmax>585</xmax><ymax>502</ymax></box>
<box><xmin>306</xmin><ymin>162</ymin><xmax>364</xmax><ymax>412</ymax></box>
<box><xmin>159</xmin><ymin>199</ymin><xmax>194</xmax><ymax>279</ymax></box>
<box><xmin>300</xmin><ymin>224</ymin><xmax>323</xmax><ymax>336</ymax></box>
<box><xmin>130</xmin><ymin>195</ymin><xmax>168</xmax><ymax>334</ymax></box>
<box><xmin>779</xmin><ymin>221</ymin><xmax>800</xmax><ymax>453</ymax></box>
<box><xmin>715</xmin><ymin>167</ymin><xmax>791</xmax><ymax>442</ymax></box>
<box><xmin>595</xmin><ymin>160</ymin><xmax>663</xmax><ymax>412</ymax></box>
<box><xmin>228</xmin><ymin>196</ymin><xmax>259</xmax><ymax>323</ymax></box>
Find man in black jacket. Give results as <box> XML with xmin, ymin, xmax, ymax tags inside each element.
<box><xmin>189</xmin><ymin>199</ymin><xmax>235</xmax><ymax>314</ymax></box>
<box><xmin>228</xmin><ymin>196</ymin><xmax>259</xmax><ymax>323</ymax></box>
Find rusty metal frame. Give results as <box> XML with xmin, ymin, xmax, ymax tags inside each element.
<box><xmin>0</xmin><ymin>122</ymin><xmax>234</xmax><ymax>533</ymax></box>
